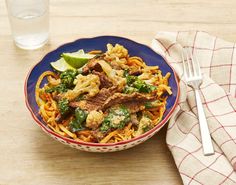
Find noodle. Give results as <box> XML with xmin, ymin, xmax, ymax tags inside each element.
<box><xmin>35</xmin><ymin>71</ymin><xmax>57</xmax><ymax>107</ymax></box>
<box><xmin>100</xmin><ymin>130</ymin><xmax>119</xmax><ymax>143</ymax></box>
<box><xmin>127</xmin><ymin>56</ymin><xmax>146</xmax><ymax>67</ymax></box>
<box><xmin>58</xmin><ymin>124</ymin><xmax>77</xmax><ymax>139</ymax></box>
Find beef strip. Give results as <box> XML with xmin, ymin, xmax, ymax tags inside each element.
<box><xmin>69</xmin><ymin>86</ymin><xmax>118</xmax><ymax>111</ymax></box>
<box><xmin>122</xmin><ymin>101</ymin><xmax>146</xmax><ymax>114</ymax></box>
<box><xmin>92</xmin><ymin>71</ymin><xmax>113</xmax><ymax>89</ymax></box>
<box><xmin>102</xmin><ymin>92</ymin><xmax>155</xmax><ymax>111</ymax></box>
<box><xmin>82</xmin><ymin>56</ymin><xmax>104</xmax><ymax>74</ymax></box>
<box><xmin>70</xmin><ymin>90</ymin><xmax>156</xmax><ymax>115</ymax></box>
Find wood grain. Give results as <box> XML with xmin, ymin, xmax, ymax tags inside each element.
<box><xmin>1</xmin><ymin>0</ymin><xmax>236</xmax><ymax>184</ymax></box>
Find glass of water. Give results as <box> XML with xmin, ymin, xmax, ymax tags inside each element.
<box><xmin>6</xmin><ymin>0</ymin><xmax>49</xmax><ymax>50</ymax></box>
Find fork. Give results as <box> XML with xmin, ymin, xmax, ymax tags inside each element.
<box><xmin>182</xmin><ymin>48</ymin><xmax>214</xmax><ymax>156</ymax></box>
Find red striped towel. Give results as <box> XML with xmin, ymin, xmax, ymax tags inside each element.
<box><xmin>151</xmin><ymin>31</ymin><xmax>236</xmax><ymax>185</ymax></box>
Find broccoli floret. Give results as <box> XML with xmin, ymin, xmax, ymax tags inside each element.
<box><xmin>123</xmin><ymin>69</ymin><xmax>130</xmax><ymax>77</ymax></box>
<box><xmin>75</xmin><ymin>107</ymin><xmax>88</xmax><ymax>124</ymax></box>
<box><xmin>125</xmin><ymin>75</ymin><xmax>156</xmax><ymax>93</ymax></box>
<box><xmin>123</xmin><ymin>86</ymin><xmax>138</xmax><ymax>94</ymax></box>
<box><xmin>45</xmin><ymin>69</ymin><xmax>77</xmax><ymax>93</ymax></box>
<box><xmin>126</xmin><ymin>75</ymin><xmax>137</xmax><ymax>85</ymax></box>
<box><xmin>45</xmin><ymin>84</ymin><xmax>68</xmax><ymax>93</ymax></box>
<box><xmin>58</xmin><ymin>98</ymin><xmax>71</xmax><ymax>116</ymax></box>
<box><xmin>100</xmin><ymin>106</ymin><xmax>130</xmax><ymax>132</ymax></box>
<box><xmin>60</xmin><ymin>69</ymin><xmax>78</xmax><ymax>88</ymax></box>
<box><xmin>69</xmin><ymin>119</ymin><xmax>85</xmax><ymax>132</ymax></box>
<box><xmin>133</xmin><ymin>78</ymin><xmax>156</xmax><ymax>93</ymax></box>
<box><xmin>69</xmin><ymin>107</ymin><xmax>88</xmax><ymax>132</ymax></box>
<box><xmin>100</xmin><ymin>119</ymin><xmax>110</xmax><ymax>132</ymax></box>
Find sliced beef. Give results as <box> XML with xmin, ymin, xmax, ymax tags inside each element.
<box><xmin>70</xmin><ymin>87</ymin><xmax>156</xmax><ymax>114</ymax></box>
<box><xmin>82</xmin><ymin>57</ymin><xmax>103</xmax><ymax>74</ymax></box>
<box><xmin>69</xmin><ymin>100</ymin><xmax>97</xmax><ymax>111</ymax></box>
<box><xmin>102</xmin><ymin>92</ymin><xmax>155</xmax><ymax>111</ymax></box>
<box><xmin>69</xmin><ymin>86</ymin><xmax>118</xmax><ymax>111</ymax></box>
<box><xmin>122</xmin><ymin>101</ymin><xmax>146</xmax><ymax>113</ymax></box>
<box><xmin>92</xmin><ymin>71</ymin><xmax>113</xmax><ymax>89</ymax></box>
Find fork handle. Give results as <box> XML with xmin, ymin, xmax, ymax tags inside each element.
<box><xmin>194</xmin><ymin>89</ymin><xmax>215</xmax><ymax>156</ymax></box>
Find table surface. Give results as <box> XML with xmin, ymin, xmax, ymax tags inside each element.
<box><xmin>1</xmin><ymin>0</ymin><xmax>236</xmax><ymax>184</ymax></box>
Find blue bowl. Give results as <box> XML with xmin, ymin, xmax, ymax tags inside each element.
<box><xmin>25</xmin><ymin>36</ymin><xmax>180</xmax><ymax>152</ymax></box>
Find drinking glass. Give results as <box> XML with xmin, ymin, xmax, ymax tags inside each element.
<box><xmin>6</xmin><ymin>0</ymin><xmax>49</xmax><ymax>50</ymax></box>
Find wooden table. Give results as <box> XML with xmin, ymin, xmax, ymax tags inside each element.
<box><xmin>1</xmin><ymin>0</ymin><xmax>236</xmax><ymax>184</ymax></box>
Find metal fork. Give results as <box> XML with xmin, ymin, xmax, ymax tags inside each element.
<box><xmin>182</xmin><ymin>48</ymin><xmax>214</xmax><ymax>156</ymax></box>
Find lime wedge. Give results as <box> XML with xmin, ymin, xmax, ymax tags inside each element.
<box><xmin>77</xmin><ymin>49</ymin><xmax>85</xmax><ymax>55</ymax></box>
<box><xmin>62</xmin><ymin>50</ymin><xmax>95</xmax><ymax>68</ymax></box>
<box><xmin>50</xmin><ymin>58</ymin><xmax>75</xmax><ymax>72</ymax></box>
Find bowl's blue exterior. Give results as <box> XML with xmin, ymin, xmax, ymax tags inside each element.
<box><xmin>25</xmin><ymin>36</ymin><xmax>179</xmax><ymax>136</ymax></box>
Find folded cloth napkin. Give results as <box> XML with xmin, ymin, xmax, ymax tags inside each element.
<box><xmin>151</xmin><ymin>31</ymin><xmax>236</xmax><ymax>185</ymax></box>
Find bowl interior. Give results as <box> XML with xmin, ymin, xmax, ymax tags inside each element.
<box><xmin>25</xmin><ymin>36</ymin><xmax>179</xmax><ymax>141</ymax></box>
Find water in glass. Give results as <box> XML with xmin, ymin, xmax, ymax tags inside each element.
<box><xmin>6</xmin><ymin>0</ymin><xmax>49</xmax><ymax>50</ymax></box>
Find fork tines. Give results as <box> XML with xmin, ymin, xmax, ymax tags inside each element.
<box><xmin>182</xmin><ymin>48</ymin><xmax>201</xmax><ymax>80</ymax></box>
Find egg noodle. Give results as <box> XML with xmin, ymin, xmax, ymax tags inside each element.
<box><xmin>35</xmin><ymin>44</ymin><xmax>172</xmax><ymax>143</ymax></box>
